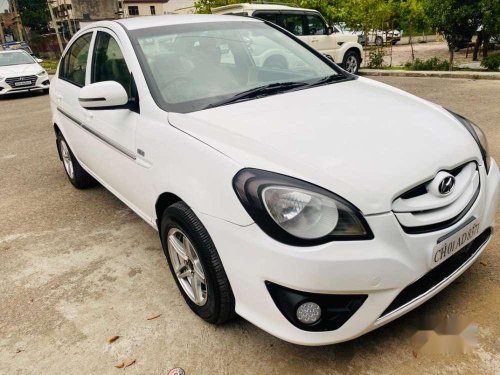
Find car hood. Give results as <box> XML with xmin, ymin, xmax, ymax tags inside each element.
<box><xmin>0</xmin><ymin>63</ymin><xmax>41</xmax><ymax>76</ymax></box>
<box><xmin>168</xmin><ymin>77</ymin><xmax>479</xmax><ymax>215</ymax></box>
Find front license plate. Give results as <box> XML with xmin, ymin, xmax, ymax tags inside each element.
<box><xmin>14</xmin><ymin>81</ymin><xmax>32</xmax><ymax>86</ymax></box>
<box><xmin>431</xmin><ymin>218</ymin><xmax>480</xmax><ymax>268</ymax></box>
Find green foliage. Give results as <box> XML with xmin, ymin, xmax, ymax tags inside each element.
<box><xmin>404</xmin><ymin>57</ymin><xmax>450</xmax><ymax>70</ymax></box>
<box><xmin>424</xmin><ymin>0</ymin><xmax>480</xmax><ymax>52</ymax></box>
<box><xmin>367</xmin><ymin>49</ymin><xmax>385</xmax><ymax>68</ymax></box>
<box><xmin>17</xmin><ymin>0</ymin><xmax>50</xmax><ymax>33</ymax></box>
<box><xmin>480</xmin><ymin>54</ymin><xmax>500</xmax><ymax>70</ymax></box>
<box><xmin>479</xmin><ymin>0</ymin><xmax>500</xmax><ymax>38</ymax></box>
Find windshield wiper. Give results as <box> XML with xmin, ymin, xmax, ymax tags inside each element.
<box><xmin>204</xmin><ymin>81</ymin><xmax>310</xmax><ymax>109</ymax></box>
<box><xmin>308</xmin><ymin>74</ymin><xmax>347</xmax><ymax>88</ymax></box>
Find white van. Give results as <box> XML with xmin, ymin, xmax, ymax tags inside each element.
<box><xmin>212</xmin><ymin>3</ymin><xmax>363</xmax><ymax>74</ymax></box>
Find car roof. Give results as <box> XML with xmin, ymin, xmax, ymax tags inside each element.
<box><xmin>212</xmin><ymin>3</ymin><xmax>313</xmax><ymax>13</ymax></box>
<box><xmin>115</xmin><ymin>14</ymin><xmax>262</xmax><ymax>31</ymax></box>
<box><xmin>0</xmin><ymin>49</ymin><xmax>26</xmax><ymax>54</ymax></box>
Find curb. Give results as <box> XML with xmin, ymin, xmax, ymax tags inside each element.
<box><xmin>359</xmin><ymin>69</ymin><xmax>500</xmax><ymax>80</ymax></box>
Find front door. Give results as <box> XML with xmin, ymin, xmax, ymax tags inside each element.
<box><xmin>81</xmin><ymin>29</ymin><xmax>147</xmax><ymax>217</ymax></box>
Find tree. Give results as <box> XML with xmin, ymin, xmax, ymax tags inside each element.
<box><xmin>478</xmin><ymin>0</ymin><xmax>500</xmax><ymax>57</ymax></box>
<box><xmin>394</xmin><ymin>0</ymin><xmax>428</xmax><ymax>61</ymax></box>
<box><xmin>425</xmin><ymin>0</ymin><xmax>481</xmax><ymax>70</ymax></box>
<box><xmin>17</xmin><ymin>0</ymin><xmax>50</xmax><ymax>34</ymax></box>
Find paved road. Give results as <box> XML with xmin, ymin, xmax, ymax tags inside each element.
<box><xmin>0</xmin><ymin>77</ymin><xmax>498</xmax><ymax>374</ymax></box>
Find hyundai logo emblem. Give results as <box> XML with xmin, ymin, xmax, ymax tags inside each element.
<box><xmin>438</xmin><ymin>176</ymin><xmax>455</xmax><ymax>195</ymax></box>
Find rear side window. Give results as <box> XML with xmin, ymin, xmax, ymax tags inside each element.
<box><xmin>91</xmin><ymin>31</ymin><xmax>131</xmax><ymax>96</ymax></box>
<box><xmin>59</xmin><ymin>33</ymin><xmax>92</xmax><ymax>87</ymax></box>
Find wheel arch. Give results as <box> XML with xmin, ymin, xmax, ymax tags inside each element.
<box><xmin>155</xmin><ymin>192</ymin><xmax>183</xmax><ymax>229</ymax></box>
<box><xmin>54</xmin><ymin>123</ymin><xmax>63</xmax><ymax>160</ymax></box>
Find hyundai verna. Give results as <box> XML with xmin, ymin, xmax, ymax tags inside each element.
<box><xmin>49</xmin><ymin>15</ymin><xmax>499</xmax><ymax>345</ymax></box>
<box><xmin>0</xmin><ymin>50</ymin><xmax>50</xmax><ymax>95</ymax></box>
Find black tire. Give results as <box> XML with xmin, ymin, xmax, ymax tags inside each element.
<box><xmin>391</xmin><ymin>40</ymin><xmax>398</xmax><ymax>45</ymax></box>
<box><xmin>160</xmin><ymin>201</ymin><xmax>235</xmax><ymax>325</ymax></box>
<box><xmin>375</xmin><ymin>36</ymin><xmax>384</xmax><ymax>46</ymax></box>
<box><xmin>56</xmin><ymin>132</ymin><xmax>97</xmax><ymax>189</ymax></box>
<box><xmin>342</xmin><ymin>50</ymin><xmax>361</xmax><ymax>74</ymax></box>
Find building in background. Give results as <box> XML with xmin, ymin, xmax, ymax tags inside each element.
<box><xmin>0</xmin><ymin>10</ymin><xmax>16</xmax><ymax>42</ymax></box>
<box><xmin>123</xmin><ymin>0</ymin><xmax>194</xmax><ymax>17</ymax></box>
<box><xmin>71</xmin><ymin>0</ymin><xmax>122</xmax><ymax>24</ymax></box>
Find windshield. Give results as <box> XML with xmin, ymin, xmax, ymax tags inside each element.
<box><xmin>130</xmin><ymin>21</ymin><xmax>347</xmax><ymax>113</ymax></box>
<box><xmin>0</xmin><ymin>51</ymin><xmax>35</xmax><ymax>66</ymax></box>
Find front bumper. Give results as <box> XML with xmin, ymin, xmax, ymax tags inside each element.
<box><xmin>0</xmin><ymin>75</ymin><xmax>50</xmax><ymax>95</ymax></box>
<box><xmin>197</xmin><ymin>159</ymin><xmax>499</xmax><ymax>345</ymax></box>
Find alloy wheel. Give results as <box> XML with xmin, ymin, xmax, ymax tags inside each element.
<box><xmin>167</xmin><ymin>228</ymin><xmax>208</xmax><ymax>306</ymax></box>
<box><xmin>60</xmin><ymin>139</ymin><xmax>74</xmax><ymax>179</ymax></box>
<box><xmin>345</xmin><ymin>55</ymin><xmax>358</xmax><ymax>73</ymax></box>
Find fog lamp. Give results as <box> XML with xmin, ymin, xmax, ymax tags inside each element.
<box><xmin>296</xmin><ymin>302</ymin><xmax>321</xmax><ymax>324</ymax></box>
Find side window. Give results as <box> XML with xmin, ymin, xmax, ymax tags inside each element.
<box><xmin>306</xmin><ymin>15</ymin><xmax>327</xmax><ymax>35</ymax></box>
<box><xmin>254</xmin><ymin>12</ymin><xmax>278</xmax><ymax>25</ymax></box>
<box><xmin>91</xmin><ymin>32</ymin><xmax>132</xmax><ymax>96</ymax></box>
<box><xmin>282</xmin><ymin>13</ymin><xmax>305</xmax><ymax>36</ymax></box>
<box><xmin>59</xmin><ymin>32</ymin><xmax>92</xmax><ymax>86</ymax></box>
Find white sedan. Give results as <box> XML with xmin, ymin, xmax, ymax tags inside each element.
<box><xmin>49</xmin><ymin>15</ymin><xmax>499</xmax><ymax>346</ymax></box>
<box><xmin>0</xmin><ymin>50</ymin><xmax>50</xmax><ymax>95</ymax></box>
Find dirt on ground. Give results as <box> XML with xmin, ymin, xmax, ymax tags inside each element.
<box><xmin>0</xmin><ymin>77</ymin><xmax>499</xmax><ymax>374</ymax></box>
<box><xmin>362</xmin><ymin>40</ymin><xmax>493</xmax><ymax>68</ymax></box>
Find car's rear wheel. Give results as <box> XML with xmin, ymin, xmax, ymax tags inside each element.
<box><xmin>342</xmin><ymin>50</ymin><xmax>360</xmax><ymax>74</ymax></box>
<box><xmin>56</xmin><ymin>133</ymin><xmax>97</xmax><ymax>189</ymax></box>
<box><xmin>160</xmin><ymin>201</ymin><xmax>235</xmax><ymax>324</ymax></box>
<box><xmin>375</xmin><ymin>36</ymin><xmax>384</xmax><ymax>46</ymax></box>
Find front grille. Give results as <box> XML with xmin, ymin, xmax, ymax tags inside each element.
<box><xmin>379</xmin><ymin>228</ymin><xmax>491</xmax><ymax>319</ymax></box>
<box><xmin>393</xmin><ymin>162</ymin><xmax>480</xmax><ymax>234</ymax></box>
<box><xmin>5</xmin><ymin>75</ymin><xmax>37</xmax><ymax>88</ymax></box>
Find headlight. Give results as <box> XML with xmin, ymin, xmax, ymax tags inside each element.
<box><xmin>233</xmin><ymin>169</ymin><xmax>373</xmax><ymax>246</ymax></box>
<box><xmin>447</xmin><ymin>109</ymin><xmax>491</xmax><ymax>172</ymax></box>
<box><xmin>37</xmin><ymin>70</ymin><xmax>47</xmax><ymax>76</ymax></box>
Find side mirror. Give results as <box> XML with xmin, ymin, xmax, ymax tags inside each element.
<box><xmin>327</xmin><ymin>26</ymin><xmax>334</xmax><ymax>35</ymax></box>
<box><xmin>79</xmin><ymin>81</ymin><xmax>129</xmax><ymax>110</ymax></box>
<box><xmin>36</xmin><ymin>58</ymin><xmax>43</xmax><ymax>63</ymax></box>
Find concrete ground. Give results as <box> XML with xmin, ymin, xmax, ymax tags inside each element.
<box><xmin>0</xmin><ymin>77</ymin><xmax>498</xmax><ymax>374</ymax></box>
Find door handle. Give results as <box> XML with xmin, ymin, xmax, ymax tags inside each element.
<box><xmin>311</xmin><ymin>38</ymin><xmax>319</xmax><ymax>43</ymax></box>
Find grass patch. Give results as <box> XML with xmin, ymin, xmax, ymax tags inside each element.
<box><xmin>41</xmin><ymin>59</ymin><xmax>59</xmax><ymax>71</ymax></box>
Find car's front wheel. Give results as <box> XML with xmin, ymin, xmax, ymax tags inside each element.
<box><xmin>342</xmin><ymin>50</ymin><xmax>361</xmax><ymax>74</ymax></box>
<box><xmin>160</xmin><ymin>201</ymin><xmax>235</xmax><ymax>324</ymax></box>
<box><xmin>56</xmin><ymin>133</ymin><xmax>97</xmax><ymax>189</ymax></box>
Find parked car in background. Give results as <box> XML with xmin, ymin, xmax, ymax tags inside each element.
<box><xmin>334</xmin><ymin>23</ymin><xmax>366</xmax><ymax>45</ymax></box>
<box><xmin>0</xmin><ymin>50</ymin><xmax>49</xmax><ymax>95</ymax></box>
<box><xmin>212</xmin><ymin>3</ymin><xmax>363</xmax><ymax>74</ymax></box>
<box><xmin>1</xmin><ymin>41</ymin><xmax>35</xmax><ymax>56</ymax></box>
<box><xmin>50</xmin><ymin>15</ymin><xmax>498</xmax><ymax>346</ymax></box>
<box><xmin>367</xmin><ymin>29</ymin><xmax>402</xmax><ymax>46</ymax></box>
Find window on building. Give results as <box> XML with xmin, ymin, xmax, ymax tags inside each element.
<box><xmin>150</xmin><ymin>5</ymin><xmax>156</xmax><ymax>15</ymax></box>
<box><xmin>128</xmin><ymin>6</ymin><xmax>139</xmax><ymax>16</ymax></box>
